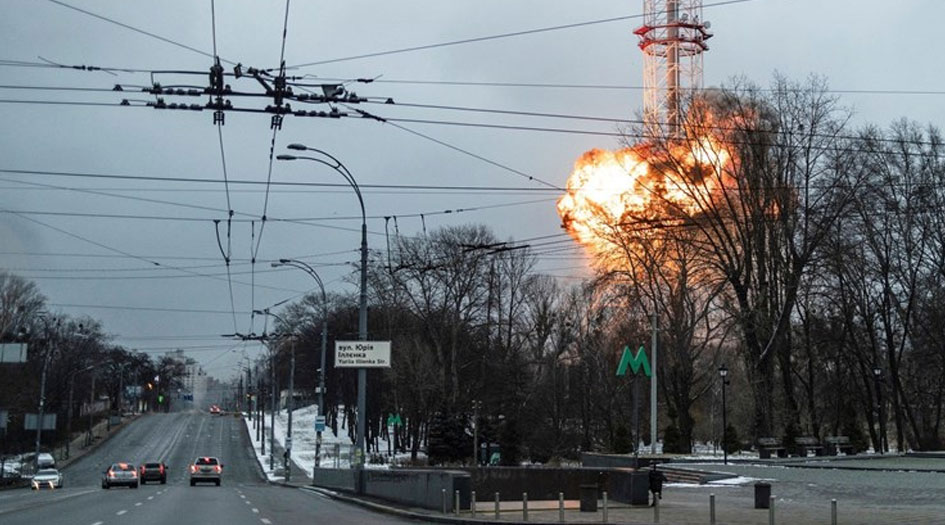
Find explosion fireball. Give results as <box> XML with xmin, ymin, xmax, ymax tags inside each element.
<box><xmin>556</xmin><ymin>137</ymin><xmax>731</xmax><ymax>263</ymax></box>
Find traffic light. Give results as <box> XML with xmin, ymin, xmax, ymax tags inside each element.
<box><xmin>158</xmin><ymin>394</ymin><xmax>164</xmax><ymax>404</ymax></box>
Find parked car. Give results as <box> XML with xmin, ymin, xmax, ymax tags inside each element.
<box><xmin>139</xmin><ymin>462</ymin><xmax>167</xmax><ymax>484</ymax></box>
<box><xmin>189</xmin><ymin>457</ymin><xmax>222</xmax><ymax>486</ymax></box>
<box><xmin>31</xmin><ymin>468</ymin><xmax>63</xmax><ymax>489</ymax></box>
<box><xmin>102</xmin><ymin>462</ymin><xmax>138</xmax><ymax>489</ymax></box>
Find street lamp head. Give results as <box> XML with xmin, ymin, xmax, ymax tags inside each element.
<box><xmin>279</xmin><ymin>258</ymin><xmax>291</xmax><ymax>263</ymax></box>
<box><xmin>270</xmin><ymin>262</ymin><xmax>282</xmax><ymax>268</ymax></box>
<box><xmin>275</xmin><ymin>154</ymin><xmax>297</xmax><ymax>161</ymax></box>
<box><xmin>287</xmin><ymin>143</ymin><xmax>307</xmax><ymax>151</ymax></box>
<box><xmin>719</xmin><ymin>364</ymin><xmax>729</xmax><ymax>378</ymax></box>
<box><xmin>873</xmin><ymin>367</ymin><xmax>882</xmax><ymax>377</ymax></box>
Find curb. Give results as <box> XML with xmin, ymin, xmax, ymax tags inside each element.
<box><xmin>298</xmin><ymin>485</ymin><xmax>620</xmax><ymax>525</ymax></box>
<box><xmin>59</xmin><ymin>414</ymin><xmax>140</xmax><ymax>471</ymax></box>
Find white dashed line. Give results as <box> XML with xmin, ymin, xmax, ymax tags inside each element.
<box><xmin>245</xmin><ymin>500</ymin><xmax>251</xmax><ymax>505</ymax></box>
<box><xmin>92</xmin><ymin>522</ymin><xmax>103</xmax><ymax>525</ymax></box>
<box><xmin>240</xmin><ymin>494</ymin><xmax>246</xmax><ymax>499</ymax></box>
<box><xmin>252</xmin><ymin>508</ymin><xmax>259</xmax><ymax>513</ymax></box>
<box><xmin>135</xmin><ymin>502</ymin><xmax>142</xmax><ymax>506</ymax></box>
<box><xmin>148</xmin><ymin>496</ymin><xmax>154</xmax><ymax>500</ymax></box>
<box><xmin>117</xmin><ymin>510</ymin><xmax>127</xmax><ymax>515</ymax></box>
<box><xmin>260</xmin><ymin>520</ymin><xmax>271</xmax><ymax>525</ymax></box>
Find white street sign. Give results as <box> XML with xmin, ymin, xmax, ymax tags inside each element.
<box><xmin>314</xmin><ymin>415</ymin><xmax>326</xmax><ymax>432</ymax></box>
<box><xmin>0</xmin><ymin>343</ymin><xmax>28</xmax><ymax>363</ymax></box>
<box><xmin>334</xmin><ymin>341</ymin><xmax>391</xmax><ymax>368</ymax></box>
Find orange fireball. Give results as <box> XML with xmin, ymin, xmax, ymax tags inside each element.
<box><xmin>557</xmin><ymin>136</ymin><xmax>731</xmax><ymax>263</ymax></box>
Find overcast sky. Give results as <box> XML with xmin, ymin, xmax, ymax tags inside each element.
<box><xmin>2</xmin><ymin>0</ymin><xmax>942</xmax><ymax>382</ymax></box>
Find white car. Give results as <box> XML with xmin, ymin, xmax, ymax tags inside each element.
<box><xmin>31</xmin><ymin>468</ymin><xmax>63</xmax><ymax>490</ymax></box>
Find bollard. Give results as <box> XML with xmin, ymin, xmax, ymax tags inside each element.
<box><xmin>559</xmin><ymin>492</ymin><xmax>565</xmax><ymax>522</ymax></box>
<box><xmin>472</xmin><ymin>491</ymin><xmax>477</xmax><ymax>517</ymax></box>
<box><xmin>495</xmin><ymin>492</ymin><xmax>500</xmax><ymax>520</ymax></box>
<box><xmin>602</xmin><ymin>491</ymin><xmax>609</xmax><ymax>523</ymax></box>
<box><xmin>455</xmin><ymin>490</ymin><xmax>460</xmax><ymax>516</ymax></box>
<box><xmin>654</xmin><ymin>492</ymin><xmax>660</xmax><ymax>523</ymax></box>
<box><xmin>523</xmin><ymin>492</ymin><xmax>529</xmax><ymax>521</ymax></box>
<box><xmin>710</xmin><ymin>494</ymin><xmax>716</xmax><ymax>525</ymax></box>
<box><xmin>831</xmin><ymin>499</ymin><xmax>837</xmax><ymax>525</ymax></box>
<box><xmin>442</xmin><ymin>488</ymin><xmax>447</xmax><ymax>515</ymax></box>
<box><xmin>769</xmin><ymin>495</ymin><xmax>775</xmax><ymax>525</ymax></box>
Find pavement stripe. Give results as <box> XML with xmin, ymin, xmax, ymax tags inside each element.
<box><xmin>260</xmin><ymin>520</ymin><xmax>271</xmax><ymax>524</ymax></box>
<box><xmin>252</xmin><ymin>508</ymin><xmax>259</xmax><ymax>513</ymax></box>
<box><xmin>135</xmin><ymin>502</ymin><xmax>143</xmax><ymax>506</ymax></box>
<box><xmin>117</xmin><ymin>509</ymin><xmax>127</xmax><ymax>515</ymax></box>
<box><xmin>91</xmin><ymin>522</ymin><xmax>103</xmax><ymax>525</ymax></box>
<box><xmin>148</xmin><ymin>496</ymin><xmax>154</xmax><ymax>500</ymax></box>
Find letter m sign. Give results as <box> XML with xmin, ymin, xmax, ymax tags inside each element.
<box><xmin>616</xmin><ymin>345</ymin><xmax>652</xmax><ymax>377</ymax></box>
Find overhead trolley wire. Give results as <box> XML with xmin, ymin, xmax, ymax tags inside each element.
<box><xmin>46</xmin><ymin>0</ymin><xmax>238</xmax><ymax>66</ymax></box>
<box><xmin>286</xmin><ymin>0</ymin><xmax>755</xmax><ymax>68</ymax></box>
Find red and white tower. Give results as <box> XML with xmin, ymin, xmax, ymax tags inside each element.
<box><xmin>635</xmin><ymin>0</ymin><xmax>712</xmax><ymax>136</ymax></box>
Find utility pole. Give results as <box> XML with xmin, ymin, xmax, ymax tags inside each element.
<box><xmin>86</xmin><ymin>373</ymin><xmax>96</xmax><ymax>447</ymax></box>
<box><xmin>286</xmin><ymin>337</ymin><xmax>295</xmax><ymax>482</ymax></box>
<box><xmin>651</xmin><ymin>312</ymin><xmax>658</xmax><ymax>455</ymax></box>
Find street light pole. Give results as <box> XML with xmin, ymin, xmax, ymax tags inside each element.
<box><xmin>279</xmin><ymin>145</ymin><xmax>369</xmax><ymax>472</ymax></box>
<box><xmin>873</xmin><ymin>366</ymin><xmax>885</xmax><ymax>454</ymax></box>
<box><xmin>34</xmin><ymin>314</ymin><xmax>58</xmax><ymax>459</ymax></box>
<box><xmin>271</xmin><ymin>258</ymin><xmax>329</xmax><ymax>473</ymax></box>
<box><xmin>719</xmin><ymin>364</ymin><xmax>729</xmax><ymax>465</ymax></box>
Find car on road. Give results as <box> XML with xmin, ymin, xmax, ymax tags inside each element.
<box><xmin>35</xmin><ymin>452</ymin><xmax>56</xmax><ymax>470</ymax></box>
<box><xmin>31</xmin><ymin>468</ymin><xmax>63</xmax><ymax>490</ymax></box>
<box><xmin>209</xmin><ymin>405</ymin><xmax>221</xmax><ymax>415</ymax></box>
<box><xmin>139</xmin><ymin>461</ymin><xmax>167</xmax><ymax>484</ymax></box>
<box><xmin>189</xmin><ymin>457</ymin><xmax>222</xmax><ymax>486</ymax></box>
<box><xmin>102</xmin><ymin>462</ymin><xmax>139</xmax><ymax>489</ymax></box>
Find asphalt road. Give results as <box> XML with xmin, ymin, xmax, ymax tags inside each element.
<box><xmin>0</xmin><ymin>411</ymin><xmax>416</xmax><ymax>525</ymax></box>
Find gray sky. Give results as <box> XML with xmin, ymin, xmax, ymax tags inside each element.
<box><xmin>2</xmin><ymin>0</ymin><xmax>942</xmax><ymax>382</ymax></box>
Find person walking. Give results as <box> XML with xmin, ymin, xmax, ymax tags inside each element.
<box><xmin>649</xmin><ymin>464</ymin><xmax>666</xmax><ymax>506</ymax></box>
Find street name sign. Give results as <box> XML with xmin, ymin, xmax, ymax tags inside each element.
<box><xmin>24</xmin><ymin>413</ymin><xmax>56</xmax><ymax>430</ymax></box>
<box><xmin>314</xmin><ymin>415</ymin><xmax>326</xmax><ymax>432</ymax></box>
<box><xmin>335</xmin><ymin>341</ymin><xmax>391</xmax><ymax>368</ymax></box>
<box><xmin>0</xmin><ymin>343</ymin><xmax>28</xmax><ymax>363</ymax></box>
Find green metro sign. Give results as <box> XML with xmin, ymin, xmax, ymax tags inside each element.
<box><xmin>616</xmin><ymin>345</ymin><xmax>652</xmax><ymax>377</ymax></box>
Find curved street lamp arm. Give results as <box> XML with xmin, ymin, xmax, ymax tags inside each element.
<box><xmin>292</xmin><ymin>154</ymin><xmax>365</xmax><ymax>222</ymax></box>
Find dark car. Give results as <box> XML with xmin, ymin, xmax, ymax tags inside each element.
<box><xmin>139</xmin><ymin>462</ymin><xmax>167</xmax><ymax>484</ymax></box>
<box><xmin>102</xmin><ymin>462</ymin><xmax>139</xmax><ymax>489</ymax></box>
<box><xmin>189</xmin><ymin>457</ymin><xmax>222</xmax><ymax>486</ymax></box>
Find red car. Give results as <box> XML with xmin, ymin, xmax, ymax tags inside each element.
<box><xmin>209</xmin><ymin>405</ymin><xmax>221</xmax><ymax>415</ymax></box>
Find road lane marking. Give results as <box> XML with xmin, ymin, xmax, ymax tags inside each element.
<box><xmin>92</xmin><ymin>522</ymin><xmax>103</xmax><ymax>525</ymax></box>
<box><xmin>135</xmin><ymin>502</ymin><xmax>142</xmax><ymax>506</ymax></box>
<box><xmin>252</xmin><ymin>508</ymin><xmax>259</xmax><ymax>513</ymax></box>
<box><xmin>260</xmin><ymin>520</ymin><xmax>271</xmax><ymax>524</ymax></box>
<box><xmin>117</xmin><ymin>510</ymin><xmax>127</xmax><ymax>515</ymax></box>
<box><xmin>148</xmin><ymin>496</ymin><xmax>154</xmax><ymax>500</ymax></box>
<box><xmin>245</xmin><ymin>500</ymin><xmax>251</xmax><ymax>505</ymax></box>
<box><xmin>240</xmin><ymin>494</ymin><xmax>246</xmax><ymax>499</ymax></box>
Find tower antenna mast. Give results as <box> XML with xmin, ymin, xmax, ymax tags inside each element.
<box><xmin>635</xmin><ymin>0</ymin><xmax>712</xmax><ymax>136</ymax></box>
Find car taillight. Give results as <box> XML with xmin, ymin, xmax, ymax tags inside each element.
<box><xmin>131</xmin><ymin>471</ymin><xmax>137</xmax><ymax>478</ymax></box>
<box><xmin>190</xmin><ymin>465</ymin><xmax>198</xmax><ymax>473</ymax></box>
<box><xmin>214</xmin><ymin>465</ymin><xmax>222</xmax><ymax>473</ymax></box>
<box><xmin>159</xmin><ymin>465</ymin><xmax>165</xmax><ymax>474</ymax></box>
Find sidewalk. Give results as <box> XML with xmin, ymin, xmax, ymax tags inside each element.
<box><xmin>241</xmin><ymin>412</ymin><xmax>311</xmax><ymax>485</ymax></box>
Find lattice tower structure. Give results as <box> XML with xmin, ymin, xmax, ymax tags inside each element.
<box><xmin>635</xmin><ymin>0</ymin><xmax>712</xmax><ymax>136</ymax></box>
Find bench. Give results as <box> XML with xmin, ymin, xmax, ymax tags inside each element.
<box><xmin>824</xmin><ymin>436</ymin><xmax>855</xmax><ymax>456</ymax></box>
<box><xmin>793</xmin><ymin>436</ymin><xmax>824</xmax><ymax>457</ymax></box>
<box><xmin>757</xmin><ymin>437</ymin><xmax>787</xmax><ymax>459</ymax></box>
